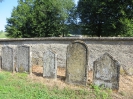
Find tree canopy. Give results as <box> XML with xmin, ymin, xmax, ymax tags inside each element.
<box><xmin>0</xmin><ymin>0</ymin><xmax>3</xmax><ymax>2</ymax></box>
<box><xmin>5</xmin><ymin>0</ymin><xmax>74</xmax><ymax>38</ymax></box>
<box><xmin>77</xmin><ymin>0</ymin><xmax>133</xmax><ymax>37</ymax></box>
<box><xmin>6</xmin><ymin>0</ymin><xmax>133</xmax><ymax>37</ymax></box>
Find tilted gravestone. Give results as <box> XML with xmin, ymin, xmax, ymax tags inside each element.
<box><xmin>93</xmin><ymin>53</ymin><xmax>120</xmax><ymax>90</ymax></box>
<box><xmin>2</xmin><ymin>46</ymin><xmax>13</xmax><ymax>71</ymax></box>
<box><xmin>66</xmin><ymin>40</ymin><xmax>88</xmax><ymax>85</ymax></box>
<box><xmin>43</xmin><ymin>50</ymin><xmax>57</xmax><ymax>79</ymax></box>
<box><xmin>17</xmin><ymin>46</ymin><xmax>31</xmax><ymax>73</ymax></box>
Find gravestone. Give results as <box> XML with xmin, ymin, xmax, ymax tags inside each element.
<box><xmin>0</xmin><ymin>56</ymin><xmax>2</xmax><ymax>70</ymax></box>
<box><xmin>93</xmin><ymin>53</ymin><xmax>120</xmax><ymax>90</ymax></box>
<box><xmin>43</xmin><ymin>50</ymin><xmax>57</xmax><ymax>79</ymax></box>
<box><xmin>17</xmin><ymin>46</ymin><xmax>30</xmax><ymax>73</ymax></box>
<box><xmin>2</xmin><ymin>46</ymin><xmax>13</xmax><ymax>71</ymax></box>
<box><xmin>66</xmin><ymin>40</ymin><xmax>88</xmax><ymax>85</ymax></box>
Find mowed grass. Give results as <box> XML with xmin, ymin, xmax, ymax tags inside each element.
<box><xmin>0</xmin><ymin>32</ymin><xmax>8</xmax><ymax>38</ymax></box>
<box><xmin>0</xmin><ymin>71</ymin><xmax>112</xmax><ymax>99</ymax></box>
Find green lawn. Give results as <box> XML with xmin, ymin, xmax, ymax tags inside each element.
<box><xmin>0</xmin><ymin>71</ymin><xmax>111</xmax><ymax>99</ymax></box>
<box><xmin>0</xmin><ymin>32</ymin><xmax>7</xmax><ymax>38</ymax></box>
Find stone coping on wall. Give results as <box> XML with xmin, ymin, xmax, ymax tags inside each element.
<box><xmin>0</xmin><ymin>37</ymin><xmax>133</xmax><ymax>42</ymax></box>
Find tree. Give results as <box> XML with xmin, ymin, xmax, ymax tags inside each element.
<box><xmin>77</xmin><ymin>0</ymin><xmax>133</xmax><ymax>37</ymax></box>
<box><xmin>5</xmin><ymin>0</ymin><xmax>74</xmax><ymax>38</ymax></box>
<box><xmin>66</xmin><ymin>6</ymin><xmax>81</xmax><ymax>36</ymax></box>
<box><xmin>0</xmin><ymin>0</ymin><xmax>3</xmax><ymax>2</ymax></box>
<box><xmin>0</xmin><ymin>30</ymin><xmax>3</xmax><ymax>33</ymax></box>
<box><xmin>5</xmin><ymin>0</ymin><xmax>35</xmax><ymax>38</ymax></box>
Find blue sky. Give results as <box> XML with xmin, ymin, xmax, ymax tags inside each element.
<box><xmin>0</xmin><ymin>0</ymin><xmax>18</xmax><ymax>31</ymax></box>
<box><xmin>0</xmin><ymin>0</ymin><xmax>79</xmax><ymax>31</ymax></box>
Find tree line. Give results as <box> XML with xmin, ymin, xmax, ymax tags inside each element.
<box><xmin>5</xmin><ymin>0</ymin><xmax>133</xmax><ymax>38</ymax></box>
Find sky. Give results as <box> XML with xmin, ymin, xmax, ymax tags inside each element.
<box><xmin>0</xmin><ymin>0</ymin><xmax>79</xmax><ymax>31</ymax></box>
<box><xmin>0</xmin><ymin>0</ymin><xmax>18</xmax><ymax>31</ymax></box>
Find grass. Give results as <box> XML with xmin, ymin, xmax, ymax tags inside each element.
<box><xmin>0</xmin><ymin>71</ymin><xmax>112</xmax><ymax>99</ymax></box>
<box><xmin>0</xmin><ymin>32</ymin><xmax>8</xmax><ymax>38</ymax></box>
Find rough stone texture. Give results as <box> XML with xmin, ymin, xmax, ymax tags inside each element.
<box><xmin>43</xmin><ymin>50</ymin><xmax>57</xmax><ymax>79</ymax></box>
<box><xmin>0</xmin><ymin>56</ymin><xmax>2</xmax><ymax>70</ymax></box>
<box><xmin>120</xmin><ymin>64</ymin><xmax>133</xmax><ymax>76</ymax></box>
<box><xmin>0</xmin><ymin>37</ymin><xmax>132</xmax><ymax>75</ymax></box>
<box><xmin>66</xmin><ymin>40</ymin><xmax>88</xmax><ymax>85</ymax></box>
<box><xmin>17</xmin><ymin>46</ymin><xmax>30</xmax><ymax>73</ymax></box>
<box><xmin>2</xmin><ymin>46</ymin><xmax>13</xmax><ymax>71</ymax></box>
<box><xmin>93</xmin><ymin>53</ymin><xmax>120</xmax><ymax>90</ymax></box>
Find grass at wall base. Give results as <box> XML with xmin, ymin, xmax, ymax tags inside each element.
<box><xmin>0</xmin><ymin>71</ymin><xmax>111</xmax><ymax>99</ymax></box>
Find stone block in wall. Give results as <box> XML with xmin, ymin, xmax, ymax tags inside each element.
<box><xmin>32</xmin><ymin>57</ymin><xmax>43</xmax><ymax>67</ymax></box>
<box><xmin>121</xmin><ymin>64</ymin><xmax>133</xmax><ymax>76</ymax></box>
<box><xmin>93</xmin><ymin>53</ymin><xmax>120</xmax><ymax>90</ymax></box>
<box><xmin>66</xmin><ymin>40</ymin><xmax>89</xmax><ymax>85</ymax></box>
<box><xmin>49</xmin><ymin>44</ymin><xmax>67</xmax><ymax>67</ymax></box>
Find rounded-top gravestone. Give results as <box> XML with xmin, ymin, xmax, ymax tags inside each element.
<box><xmin>66</xmin><ymin>40</ymin><xmax>89</xmax><ymax>85</ymax></box>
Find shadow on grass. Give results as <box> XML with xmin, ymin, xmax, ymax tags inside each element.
<box><xmin>32</xmin><ymin>72</ymin><xmax>66</xmax><ymax>81</ymax></box>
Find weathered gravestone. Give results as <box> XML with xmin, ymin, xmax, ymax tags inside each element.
<box><xmin>2</xmin><ymin>46</ymin><xmax>13</xmax><ymax>71</ymax></box>
<box><xmin>17</xmin><ymin>46</ymin><xmax>31</xmax><ymax>73</ymax></box>
<box><xmin>93</xmin><ymin>53</ymin><xmax>120</xmax><ymax>90</ymax></box>
<box><xmin>66</xmin><ymin>40</ymin><xmax>88</xmax><ymax>85</ymax></box>
<box><xmin>43</xmin><ymin>50</ymin><xmax>57</xmax><ymax>79</ymax></box>
<box><xmin>0</xmin><ymin>56</ymin><xmax>2</xmax><ymax>70</ymax></box>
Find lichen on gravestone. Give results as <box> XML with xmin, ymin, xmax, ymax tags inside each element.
<box><xmin>43</xmin><ymin>50</ymin><xmax>57</xmax><ymax>79</ymax></box>
<box><xmin>17</xmin><ymin>46</ymin><xmax>30</xmax><ymax>73</ymax></box>
<box><xmin>2</xmin><ymin>46</ymin><xmax>14</xmax><ymax>72</ymax></box>
<box><xmin>93</xmin><ymin>53</ymin><xmax>120</xmax><ymax>90</ymax></box>
<box><xmin>66</xmin><ymin>40</ymin><xmax>89</xmax><ymax>85</ymax></box>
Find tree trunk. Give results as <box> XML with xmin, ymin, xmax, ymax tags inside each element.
<box><xmin>97</xmin><ymin>23</ymin><xmax>102</xmax><ymax>37</ymax></box>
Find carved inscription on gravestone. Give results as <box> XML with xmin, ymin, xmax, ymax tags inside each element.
<box><xmin>93</xmin><ymin>53</ymin><xmax>120</xmax><ymax>90</ymax></box>
<box><xmin>17</xmin><ymin>46</ymin><xmax>30</xmax><ymax>73</ymax></box>
<box><xmin>2</xmin><ymin>46</ymin><xmax>13</xmax><ymax>71</ymax></box>
<box><xmin>66</xmin><ymin>41</ymin><xmax>88</xmax><ymax>85</ymax></box>
<box><xmin>43</xmin><ymin>50</ymin><xmax>57</xmax><ymax>79</ymax></box>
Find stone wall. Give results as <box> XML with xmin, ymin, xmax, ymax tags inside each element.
<box><xmin>0</xmin><ymin>37</ymin><xmax>133</xmax><ymax>74</ymax></box>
